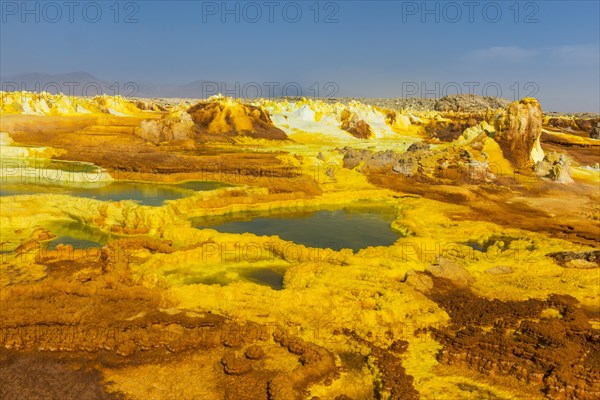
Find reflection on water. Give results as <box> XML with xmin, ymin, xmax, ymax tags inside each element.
<box><xmin>192</xmin><ymin>204</ymin><xmax>399</xmax><ymax>252</ymax></box>
<box><xmin>42</xmin><ymin>220</ymin><xmax>114</xmax><ymax>250</ymax></box>
<box><xmin>46</xmin><ymin>236</ymin><xmax>102</xmax><ymax>251</ymax></box>
<box><xmin>0</xmin><ymin>179</ymin><xmax>228</xmax><ymax>206</ymax></box>
<box><xmin>0</xmin><ymin>157</ymin><xmax>102</xmax><ymax>174</ymax></box>
<box><xmin>182</xmin><ymin>267</ymin><xmax>285</xmax><ymax>290</ymax></box>
<box><xmin>466</xmin><ymin>242</ymin><xmax>486</xmax><ymax>252</ymax></box>
<box><xmin>246</xmin><ymin>269</ymin><xmax>284</xmax><ymax>290</ymax></box>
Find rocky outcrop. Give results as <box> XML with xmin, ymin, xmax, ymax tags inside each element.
<box><xmin>340</xmin><ymin>109</ymin><xmax>375</xmax><ymax>139</ymax></box>
<box><xmin>268</xmin><ymin>328</ymin><xmax>338</xmax><ymax>400</ymax></box>
<box><xmin>0</xmin><ymin>131</ymin><xmax>13</xmax><ymax>145</ymax></box>
<box><xmin>187</xmin><ymin>100</ymin><xmax>288</xmax><ymax>140</ymax></box>
<box><xmin>339</xmin><ymin>147</ymin><xmax>372</xmax><ymax>169</ymax></box>
<box><xmin>338</xmin><ymin>142</ymin><xmax>497</xmax><ymax>184</ymax></box>
<box><xmin>591</xmin><ymin>123</ymin><xmax>600</xmax><ymax>139</ymax></box>
<box><xmin>406</xmin><ymin>142</ymin><xmax>430</xmax><ymax>152</ymax></box>
<box><xmin>135</xmin><ymin>111</ymin><xmax>194</xmax><ymax>143</ymax></box>
<box><xmin>244</xmin><ymin>344</ymin><xmax>265</xmax><ymax>360</ymax></box>
<box><xmin>281</xmin><ymin>94</ymin><xmax>510</xmax><ymax>112</ymax></box>
<box><xmin>535</xmin><ymin>152</ymin><xmax>574</xmax><ymax>183</ymax></box>
<box><xmin>547</xmin><ymin>250</ymin><xmax>600</xmax><ymax>268</ymax></box>
<box><xmin>545</xmin><ymin>116</ymin><xmax>600</xmax><ymax>134</ymax></box>
<box><xmin>221</xmin><ymin>351</ymin><xmax>253</xmax><ymax>375</ymax></box>
<box><xmin>435</xmin><ymin>94</ymin><xmax>510</xmax><ymax>112</ymax></box>
<box><xmin>425</xmin><ymin>258</ymin><xmax>473</xmax><ymax>287</ymax></box>
<box><xmin>493</xmin><ymin>98</ymin><xmax>544</xmax><ymax>168</ymax></box>
<box><xmin>134</xmin><ymin>100</ymin><xmax>167</xmax><ymax>112</ymax></box>
<box><xmin>424</xmin><ymin>115</ymin><xmax>485</xmax><ymax>142</ymax></box>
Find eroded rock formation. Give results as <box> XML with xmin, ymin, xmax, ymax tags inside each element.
<box><xmin>340</xmin><ymin>109</ymin><xmax>375</xmax><ymax>139</ymax></box>
<box><xmin>591</xmin><ymin>123</ymin><xmax>600</xmax><ymax>140</ymax></box>
<box><xmin>493</xmin><ymin>98</ymin><xmax>545</xmax><ymax>168</ymax></box>
<box><xmin>339</xmin><ymin>138</ymin><xmax>497</xmax><ymax>184</ymax></box>
<box><xmin>187</xmin><ymin>100</ymin><xmax>288</xmax><ymax>140</ymax></box>
<box><xmin>135</xmin><ymin>110</ymin><xmax>194</xmax><ymax>143</ymax></box>
<box><xmin>536</xmin><ymin>152</ymin><xmax>574</xmax><ymax>183</ymax></box>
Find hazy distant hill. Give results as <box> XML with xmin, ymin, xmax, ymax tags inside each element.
<box><xmin>1</xmin><ymin>72</ymin><xmax>113</xmax><ymax>95</ymax></box>
<box><xmin>0</xmin><ymin>72</ymin><xmax>317</xmax><ymax>100</ymax></box>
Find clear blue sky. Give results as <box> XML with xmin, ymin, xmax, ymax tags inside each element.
<box><xmin>1</xmin><ymin>0</ymin><xmax>599</xmax><ymax>112</ymax></box>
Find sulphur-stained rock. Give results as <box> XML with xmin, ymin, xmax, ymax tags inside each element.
<box><xmin>547</xmin><ymin>250</ymin><xmax>600</xmax><ymax>268</ymax></box>
<box><xmin>134</xmin><ymin>99</ymin><xmax>166</xmax><ymax>112</ymax></box>
<box><xmin>339</xmin><ymin>142</ymin><xmax>498</xmax><ymax>183</ymax></box>
<box><xmin>0</xmin><ymin>131</ymin><xmax>14</xmax><ymax>145</ymax></box>
<box><xmin>435</xmin><ymin>94</ymin><xmax>510</xmax><ymax>112</ymax></box>
<box><xmin>0</xmin><ymin>91</ymin><xmax>145</xmax><ymax>116</ymax></box>
<box><xmin>484</xmin><ymin>265</ymin><xmax>513</xmax><ymax>275</ymax></box>
<box><xmin>135</xmin><ymin>111</ymin><xmax>194</xmax><ymax>144</ymax></box>
<box><xmin>268</xmin><ymin>328</ymin><xmax>337</xmax><ymax>400</ymax></box>
<box><xmin>406</xmin><ymin>142</ymin><xmax>430</xmax><ymax>152</ymax></box>
<box><xmin>187</xmin><ymin>99</ymin><xmax>288</xmax><ymax>140</ymax></box>
<box><xmin>493</xmin><ymin>98</ymin><xmax>544</xmax><ymax>168</ymax></box>
<box><xmin>340</xmin><ymin>109</ymin><xmax>375</xmax><ymax>139</ymax></box>
<box><xmin>547</xmin><ymin>155</ymin><xmax>573</xmax><ymax>183</ymax></box>
<box><xmin>14</xmin><ymin>239</ymin><xmax>41</xmax><ymax>255</ymax></box>
<box><xmin>362</xmin><ymin>150</ymin><xmax>397</xmax><ymax>173</ymax></box>
<box><xmin>424</xmin><ymin>113</ymin><xmax>489</xmax><ymax>142</ymax></box>
<box><xmin>342</xmin><ymin>329</ymin><xmax>419</xmax><ymax>400</ymax></box>
<box><xmin>402</xmin><ymin>269</ymin><xmax>434</xmax><ymax>292</ymax></box>
<box><xmin>105</xmin><ymin>237</ymin><xmax>176</xmax><ymax>256</ymax></box>
<box><xmin>591</xmin><ymin>123</ymin><xmax>600</xmax><ymax>139</ymax></box>
<box><xmin>244</xmin><ymin>344</ymin><xmax>265</xmax><ymax>360</ymax></box>
<box><xmin>545</xmin><ymin>115</ymin><xmax>600</xmax><ymax>134</ymax></box>
<box><xmin>535</xmin><ymin>152</ymin><xmax>574</xmax><ymax>183</ymax></box>
<box><xmin>425</xmin><ymin>258</ymin><xmax>473</xmax><ymax>287</ymax></box>
<box><xmin>384</xmin><ymin>109</ymin><xmax>412</xmax><ymax>131</ymax></box>
<box><xmin>338</xmin><ymin>147</ymin><xmax>372</xmax><ymax>169</ymax></box>
<box><xmin>221</xmin><ymin>351</ymin><xmax>252</xmax><ymax>375</ymax></box>
<box><xmin>31</xmin><ymin>227</ymin><xmax>53</xmax><ymax>241</ymax></box>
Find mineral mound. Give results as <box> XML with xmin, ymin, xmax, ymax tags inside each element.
<box><xmin>187</xmin><ymin>99</ymin><xmax>288</xmax><ymax>140</ymax></box>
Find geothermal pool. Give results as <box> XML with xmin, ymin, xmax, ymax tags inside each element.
<box><xmin>0</xmin><ymin>179</ymin><xmax>228</xmax><ymax>206</ymax></box>
<box><xmin>175</xmin><ymin>267</ymin><xmax>286</xmax><ymax>290</ymax></box>
<box><xmin>192</xmin><ymin>204</ymin><xmax>400</xmax><ymax>252</ymax></box>
<box><xmin>43</xmin><ymin>220</ymin><xmax>114</xmax><ymax>250</ymax></box>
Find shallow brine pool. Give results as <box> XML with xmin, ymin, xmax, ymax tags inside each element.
<box><xmin>192</xmin><ymin>204</ymin><xmax>400</xmax><ymax>252</ymax></box>
<box><xmin>1</xmin><ymin>179</ymin><xmax>228</xmax><ymax>206</ymax></box>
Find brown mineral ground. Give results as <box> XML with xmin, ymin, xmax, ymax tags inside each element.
<box><xmin>427</xmin><ymin>276</ymin><xmax>600</xmax><ymax>400</ymax></box>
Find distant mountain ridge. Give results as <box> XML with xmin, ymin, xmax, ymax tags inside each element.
<box><xmin>0</xmin><ymin>72</ymin><xmax>320</xmax><ymax>100</ymax></box>
<box><xmin>6</xmin><ymin>71</ymin><xmax>98</xmax><ymax>82</ymax></box>
<box><xmin>1</xmin><ymin>72</ymin><xmax>127</xmax><ymax>97</ymax></box>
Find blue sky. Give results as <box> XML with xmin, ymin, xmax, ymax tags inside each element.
<box><xmin>1</xmin><ymin>0</ymin><xmax>599</xmax><ymax>112</ymax></box>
